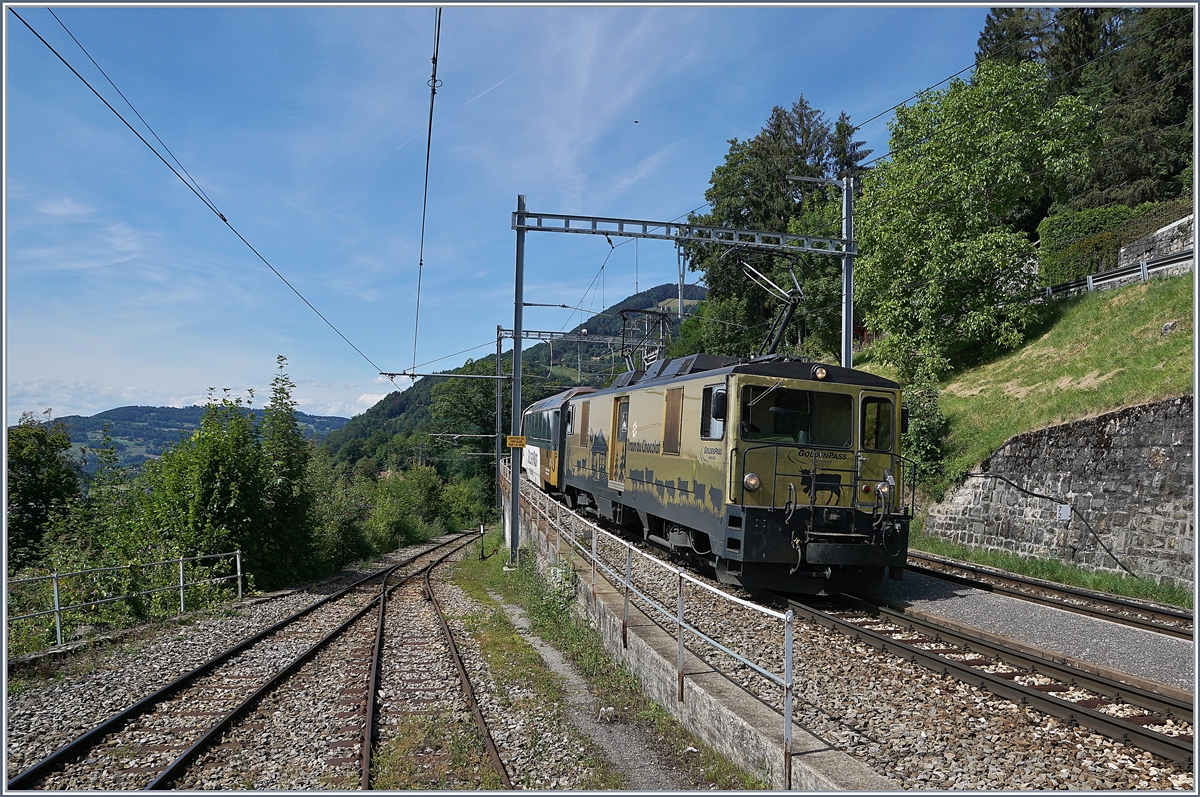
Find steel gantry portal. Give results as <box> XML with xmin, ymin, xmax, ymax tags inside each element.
<box><xmin>505</xmin><ymin>190</ymin><xmax>858</xmax><ymax>565</ymax></box>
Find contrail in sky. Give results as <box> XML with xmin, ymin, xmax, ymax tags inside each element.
<box><xmin>397</xmin><ymin>68</ymin><xmax>524</xmax><ymax>151</ymax></box>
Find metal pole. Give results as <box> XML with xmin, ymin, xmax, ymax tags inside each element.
<box><xmin>677</xmin><ymin>245</ymin><xmax>685</xmax><ymax>319</ymax></box>
<box><xmin>590</xmin><ymin>528</ymin><xmax>597</xmax><ymax>606</ymax></box>
<box><xmin>676</xmin><ymin>567</ymin><xmax>685</xmax><ymax>701</ymax></box>
<box><xmin>841</xmin><ymin>175</ymin><xmax>855</xmax><ymax>368</ymax></box>
<box><xmin>495</xmin><ymin>325</ymin><xmax>504</xmax><ymax>510</ymax></box>
<box><xmin>52</xmin><ymin>572</ymin><xmax>62</xmax><ymax>647</ymax></box>
<box><xmin>784</xmin><ymin>609</ymin><xmax>794</xmax><ymax>790</ymax></box>
<box><xmin>178</xmin><ymin>557</ymin><xmax>186</xmax><ymax>614</ymax></box>
<box><xmin>509</xmin><ymin>194</ymin><xmax>526</xmax><ymax>566</ymax></box>
<box><xmin>622</xmin><ymin>546</ymin><xmax>632</xmax><ymax>649</ymax></box>
<box><xmin>236</xmin><ymin>551</ymin><xmax>243</xmax><ymax>600</ymax></box>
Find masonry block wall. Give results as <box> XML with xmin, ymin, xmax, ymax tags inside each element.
<box><xmin>923</xmin><ymin>395</ymin><xmax>1193</xmax><ymax>587</ymax></box>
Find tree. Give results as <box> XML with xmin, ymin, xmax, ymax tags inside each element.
<box><xmin>975</xmin><ymin>7</ymin><xmax>1054</xmax><ymax>66</ymax></box>
<box><xmin>685</xmin><ymin>96</ymin><xmax>863</xmax><ymax>360</ymax></box>
<box><xmin>258</xmin><ymin>356</ymin><xmax>316</xmax><ymax>584</ymax></box>
<box><xmin>856</xmin><ymin>60</ymin><xmax>1092</xmax><ymax>384</ymax></box>
<box><xmin>1069</xmin><ymin>7</ymin><xmax>1193</xmax><ymax>208</ymax></box>
<box><xmin>6</xmin><ymin>410</ymin><xmax>81</xmax><ymax>566</ymax></box>
<box><xmin>136</xmin><ymin>391</ymin><xmax>267</xmax><ymax>569</ymax></box>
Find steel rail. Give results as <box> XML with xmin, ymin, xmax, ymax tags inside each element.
<box><xmin>147</xmin><ymin>534</ymin><xmax>480</xmax><ymax>790</ymax></box>
<box><xmin>360</xmin><ymin>568</ymin><xmax>392</xmax><ymax>789</ymax></box>
<box><xmin>423</xmin><ymin>553</ymin><xmax>514</xmax><ymax>788</ymax></box>
<box><xmin>842</xmin><ymin>593</ymin><xmax>1193</xmax><ymax>723</ymax></box>
<box><xmin>6</xmin><ymin>538</ymin><xmax>464</xmax><ymax>791</ymax></box>
<box><xmin>780</xmin><ymin>594</ymin><xmax>1193</xmax><ymax>766</ymax></box>
<box><xmin>906</xmin><ymin>551</ymin><xmax>1193</xmax><ymax>640</ymax></box>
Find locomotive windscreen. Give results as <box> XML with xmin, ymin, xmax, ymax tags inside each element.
<box><xmin>739</xmin><ymin>385</ymin><xmax>852</xmax><ymax>448</ymax></box>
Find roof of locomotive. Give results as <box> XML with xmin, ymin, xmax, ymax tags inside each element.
<box><xmin>605</xmin><ymin>353</ymin><xmax>901</xmax><ymax>392</ymax></box>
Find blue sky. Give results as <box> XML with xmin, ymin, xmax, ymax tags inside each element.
<box><xmin>5</xmin><ymin>4</ymin><xmax>989</xmax><ymax>424</ymax></box>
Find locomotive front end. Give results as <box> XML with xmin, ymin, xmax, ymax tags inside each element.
<box><xmin>722</xmin><ymin>363</ymin><xmax>909</xmax><ymax>593</ymax></box>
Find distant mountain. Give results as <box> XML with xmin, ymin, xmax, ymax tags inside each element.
<box><xmin>321</xmin><ymin>283</ymin><xmax>705</xmax><ymax>468</ymax></box>
<box><xmin>47</xmin><ymin>405</ymin><xmax>349</xmax><ymax>472</ymax></box>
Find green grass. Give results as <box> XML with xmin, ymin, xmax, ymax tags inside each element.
<box><xmin>935</xmin><ymin>274</ymin><xmax>1192</xmax><ymax>491</ymax></box>
<box><xmin>907</xmin><ymin>520</ymin><xmax>1193</xmax><ymax>609</ymax></box>
<box><xmin>453</xmin><ymin>530</ymin><xmax>768</xmax><ymax>790</ymax></box>
<box><xmin>857</xmin><ymin>275</ymin><xmax>1193</xmax><ymax>604</ymax></box>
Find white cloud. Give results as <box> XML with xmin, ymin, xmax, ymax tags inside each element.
<box><xmin>357</xmin><ymin>393</ymin><xmax>387</xmax><ymax>407</ymax></box>
<box><xmin>37</xmin><ymin>197</ymin><xmax>93</xmax><ymax>216</ymax></box>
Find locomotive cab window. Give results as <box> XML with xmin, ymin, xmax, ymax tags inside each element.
<box><xmin>700</xmin><ymin>385</ymin><xmax>725</xmax><ymax>440</ymax></box>
<box><xmin>861</xmin><ymin>397</ymin><xmax>894</xmax><ymax>452</ymax></box>
<box><xmin>740</xmin><ymin>385</ymin><xmax>852</xmax><ymax>448</ymax></box>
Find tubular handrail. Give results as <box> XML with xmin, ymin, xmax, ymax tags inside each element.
<box><xmin>7</xmin><ymin>550</ymin><xmax>243</xmax><ymax>648</ymax></box>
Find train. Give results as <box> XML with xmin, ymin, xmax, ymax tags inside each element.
<box><xmin>521</xmin><ymin>352</ymin><xmax>911</xmax><ymax>594</ymax></box>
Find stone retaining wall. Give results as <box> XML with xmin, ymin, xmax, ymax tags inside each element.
<box><xmin>924</xmin><ymin>396</ymin><xmax>1193</xmax><ymax>587</ymax></box>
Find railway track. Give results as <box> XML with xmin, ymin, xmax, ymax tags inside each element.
<box><xmin>907</xmin><ymin>550</ymin><xmax>1194</xmax><ymax>641</ymax></box>
<box><xmin>7</xmin><ymin>533</ymin><xmax>509</xmax><ymax>791</ymax></box>
<box><xmin>775</xmin><ymin>592</ymin><xmax>1194</xmax><ymax>767</ymax></box>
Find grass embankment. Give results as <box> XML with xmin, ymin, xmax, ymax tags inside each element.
<box><xmin>860</xmin><ymin>274</ymin><xmax>1193</xmax><ymax>609</ymax></box>
<box><xmin>451</xmin><ymin>530</ymin><xmax>768</xmax><ymax>790</ymax></box>
<box><xmin>936</xmin><ymin>274</ymin><xmax>1192</xmax><ymax>489</ymax></box>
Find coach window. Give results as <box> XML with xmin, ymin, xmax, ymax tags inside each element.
<box><xmin>861</xmin><ymin>396</ymin><xmax>894</xmax><ymax>452</ymax></box>
<box><xmin>700</xmin><ymin>385</ymin><xmax>725</xmax><ymax>440</ymax></box>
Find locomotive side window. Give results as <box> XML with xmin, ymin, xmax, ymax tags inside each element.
<box><xmin>579</xmin><ymin>401</ymin><xmax>590</xmax><ymax>445</ymax></box>
<box><xmin>861</xmin><ymin>397</ymin><xmax>894</xmax><ymax>452</ymax></box>
<box><xmin>663</xmin><ymin>388</ymin><xmax>684</xmax><ymax>455</ymax></box>
<box><xmin>565</xmin><ymin>405</ymin><xmax>574</xmax><ymax>436</ymax></box>
<box><xmin>700</xmin><ymin>385</ymin><xmax>725</xmax><ymax>440</ymax></box>
<box><xmin>740</xmin><ymin>385</ymin><xmax>852</xmax><ymax>448</ymax></box>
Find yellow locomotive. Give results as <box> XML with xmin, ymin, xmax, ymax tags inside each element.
<box><xmin>522</xmin><ymin>354</ymin><xmax>910</xmax><ymax>594</ymax></box>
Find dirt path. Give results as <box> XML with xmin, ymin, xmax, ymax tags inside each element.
<box><xmin>488</xmin><ymin>591</ymin><xmax>686</xmax><ymax>791</ymax></box>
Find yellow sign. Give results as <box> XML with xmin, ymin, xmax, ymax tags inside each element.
<box><xmin>506</xmin><ymin>435</ymin><xmax>527</xmax><ymax>448</ymax></box>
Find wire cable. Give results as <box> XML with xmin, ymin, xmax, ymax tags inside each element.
<box><xmin>9</xmin><ymin>7</ymin><xmax>398</xmax><ymax>389</ymax></box>
<box><xmin>47</xmin><ymin>8</ymin><xmax>221</xmax><ymax>216</ymax></box>
<box><xmin>411</xmin><ymin>7</ymin><xmax>443</xmax><ymax>372</ymax></box>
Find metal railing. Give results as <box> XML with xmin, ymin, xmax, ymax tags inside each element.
<box><xmin>500</xmin><ymin>460</ymin><xmax>798</xmax><ymax>788</ymax></box>
<box><xmin>1045</xmin><ymin>247</ymin><xmax>1193</xmax><ymax>299</ymax></box>
<box><xmin>8</xmin><ymin>551</ymin><xmax>243</xmax><ymax>648</ymax></box>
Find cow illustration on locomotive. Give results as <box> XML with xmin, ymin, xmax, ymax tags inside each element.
<box><xmin>522</xmin><ymin>352</ymin><xmax>912</xmax><ymax>594</ymax></box>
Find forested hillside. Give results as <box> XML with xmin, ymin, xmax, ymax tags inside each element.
<box><xmin>51</xmin><ymin>405</ymin><xmax>348</xmax><ymax>472</ymax></box>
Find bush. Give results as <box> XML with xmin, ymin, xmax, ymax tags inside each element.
<box><xmin>1038</xmin><ymin>198</ymin><xmax>1192</xmax><ymax>284</ymax></box>
<box><xmin>902</xmin><ymin>383</ymin><xmax>947</xmax><ymax>491</ymax></box>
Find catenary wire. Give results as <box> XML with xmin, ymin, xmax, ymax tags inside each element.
<box><xmin>9</xmin><ymin>7</ymin><xmax>400</xmax><ymax>390</ymax></box>
<box><xmin>411</xmin><ymin>7</ymin><xmax>443</xmax><ymax>372</ymax></box>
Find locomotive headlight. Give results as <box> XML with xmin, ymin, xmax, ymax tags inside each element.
<box><xmin>876</xmin><ymin>481</ymin><xmax>891</xmax><ymax>497</ymax></box>
<box><xmin>743</xmin><ymin>472</ymin><xmax>762</xmax><ymax>492</ymax></box>
<box><xmin>814</xmin><ymin>366</ymin><xmax>828</xmax><ymax>380</ymax></box>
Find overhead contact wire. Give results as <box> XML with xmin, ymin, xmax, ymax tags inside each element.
<box><xmin>11</xmin><ymin>8</ymin><xmax>397</xmax><ymax>388</ymax></box>
<box><xmin>411</xmin><ymin>7</ymin><xmax>443</xmax><ymax>373</ymax></box>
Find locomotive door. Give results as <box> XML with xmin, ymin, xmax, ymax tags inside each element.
<box><xmin>609</xmin><ymin>397</ymin><xmax>629</xmax><ymax>491</ymax></box>
<box><xmin>858</xmin><ymin>391</ymin><xmax>897</xmax><ymax>508</ymax></box>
